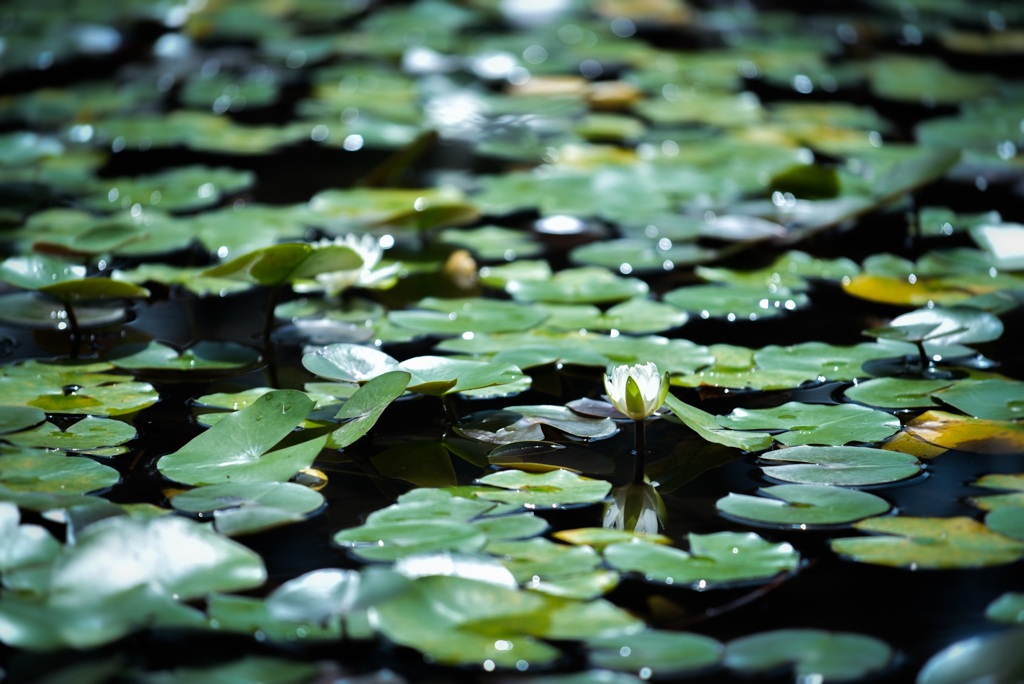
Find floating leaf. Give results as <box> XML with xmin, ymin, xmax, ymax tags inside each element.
<box><xmin>139</xmin><ymin>654</ymin><xmax>321</xmax><ymax>684</ymax></box>
<box><xmin>371</xmin><ymin>574</ymin><xmax>642</xmax><ymax>668</ymax></box>
<box><xmin>986</xmin><ymin>508</ymin><xmax>1024</xmax><ymax>542</ymax></box>
<box><xmin>663</xmin><ymin>283</ymin><xmax>808</xmax><ymax>321</ymax></box>
<box><xmin>506</xmin><ymin>266</ymin><xmax>649</xmax><ymax>304</ymax></box>
<box><xmin>301</xmin><ymin>343</ymin><xmax>400</xmax><ymax>383</ymax></box>
<box><xmin>2</xmin><ymin>416</ymin><xmax>136</xmax><ymax>453</ymax></box>
<box><xmin>904</xmin><ymin>410</ymin><xmax>1024</xmax><ymax>454</ymax></box>
<box><xmin>171</xmin><ymin>481</ymin><xmax>325</xmax><ymax>536</ymax></box>
<box><xmin>388</xmin><ymin>297</ymin><xmax>548</xmax><ymax>335</ymax></box>
<box><xmin>987</xmin><ymin>593</ymin><xmax>1024</xmax><ymax>625</ymax></box>
<box><xmin>716</xmin><ymin>402</ymin><xmax>900</xmax><ymax>447</ymax></box>
<box><xmin>458</xmin><ymin>405</ymin><xmax>618</xmax><ymax>445</ymax></box>
<box><xmin>716</xmin><ymin>484</ymin><xmax>891</xmax><ymax>528</ymax></box>
<box><xmin>917</xmin><ymin>627</ymin><xmax>1024</xmax><ymax>684</ymax></box>
<box><xmin>475</xmin><ymin>468</ymin><xmax>612</xmax><ymax>508</ymax></box>
<box><xmin>439</xmin><ymin>225</ymin><xmax>543</xmax><ymax>261</ymax></box>
<box><xmin>157</xmin><ymin>390</ymin><xmax>325</xmax><ymax>486</ymax></box>
<box><xmin>724</xmin><ymin>629</ymin><xmax>893</xmax><ymax>682</ymax></box>
<box><xmin>831</xmin><ymin>516</ymin><xmax>1024</xmax><ymax>569</ymax></box>
<box><xmin>663</xmin><ymin>394</ymin><xmax>774</xmax><ymax>452</ymax></box>
<box><xmin>334</xmin><ymin>517</ymin><xmax>489</xmax><ymax>563</ymax></box>
<box><xmin>202</xmin><ymin>241</ymin><xmax>363</xmax><ymax>287</ymax></box>
<box><xmin>866</xmin><ymin>306</ymin><xmax>1004</xmax><ymax>348</ymax></box>
<box><xmin>933</xmin><ymin>379</ymin><xmax>1024</xmax><ymax>421</ymax></box>
<box><xmin>569</xmin><ymin>238</ymin><xmax>716</xmax><ymax>273</ymax></box>
<box><xmin>104</xmin><ymin>340</ymin><xmax>260</xmax><ymax>378</ymax></box>
<box><xmin>399</xmin><ymin>356</ymin><xmax>525</xmax><ymax>397</ymax></box>
<box><xmin>588</xmin><ymin>629</ymin><xmax>724</xmax><ymax>677</ymax></box>
<box><xmin>485</xmin><ymin>537</ymin><xmax>615</xmax><ymax>599</ymax></box>
<box><xmin>328</xmin><ymin>370</ymin><xmax>410</xmax><ymax>449</ymax></box>
<box><xmin>0</xmin><ymin>446</ymin><xmax>120</xmax><ymax>494</ymax></box>
<box><xmin>842</xmin><ymin>377</ymin><xmax>950</xmax><ymax>409</ymax></box>
<box><xmin>0</xmin><ymin>292</ymin><xmax>129</xmax><ymax>329</ymax></box>
<box><xmin>553</xmin><ymin>527</ymin><xmax>672</xmax><ymax>551</ymax></box>
<box><xmin>759</xmin><ymin>445</ymin><xmax>922</xmax><ymax>486</ymax></box>
<box><xmin>604</xmin><ymin>532</ymin><xmax>800</xmax><ymax>588</ymax></box>
<box><xmin>80</xmin><ymin>165</ymin><xmax>254</xmax><ymax>213</ymax></box>
<box><xmin>0</xmin><ymin>406</ymin><xmax>45</xmax><ymax>435</ymax></box>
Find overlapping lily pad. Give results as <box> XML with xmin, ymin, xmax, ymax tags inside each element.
<box><xmin>716</xmin><ymin>402</ymin><xmax>900</xmax><ymax>447</ymax></box>
<box><xmin>171</xmin><ymin>481</ymin><xmax>325</xmax><ymax>537</ymax></box>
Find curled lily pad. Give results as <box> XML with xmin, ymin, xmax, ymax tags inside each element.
<box><xmin>604</xmin><ymin>532</ymin><xmax>800</xmax><ymax>588</ymax></box>
<box><xmin>716</xmin><ymin>484</ymin><xmax>891</xmax><ymax>528</ymax></box>
<box><xmin>759</xmin><ymin>445</ymin><xmax>922</xmax><ymax>486</ymax></box>
<box><xmin>724</xmin><ymin>629</ymin><xmax>894</xmax><ymax>682</ymax></box>
<box><xmin>458</xmin><ymin>405</ymin><xmax>618</xmax><ymax>445</ymax></box>
<box><xmin>716</xmin><ymin>402</ymin><xmax>901</xmax><ymax>447</ymax></box>
<box><xmin>202</xmin><ymin>241</ymin><xmax>363</xmax><ymax>287</ymax></box>
<box><xmin>301</xmin><ymin>343</ymin><xmax>400</xmax><ymax>383</ymax></box>
<box><xmin>587</xmin><ymin>629</ymin><xmax>724</xmax><ymax>677</ymax></box>
<box><xmin>866</xmin><ymin>306</ymin><xmax>1005</xmax><ymax>348</ymax></box>
<box><xmin>328</xmin><ymin>370</ymin><xmax>410</xmax><ymax>449</ymax></box>
<box><xmin>663</xmin><ymin>394</ymin><xmax>774</xmax><ymax>451</ymax></box>
<box><xmin>399</xmin><ymin>356</ymin><xmax>526</xmax><ymax>397</ymax></box>
<box><xmin>157</xmin><ymin>390</ymin><xmax>325</xmax><ymax>486</ymax></box>
<box><xmin>831</xmin><ymin>516</ymin><xmax>1024</xmax><ymax>569</ymax></box>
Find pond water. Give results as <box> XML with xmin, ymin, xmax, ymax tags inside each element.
<box><xmin>1</xmin><ymin>0</ymin><xmax>1024</xmax><ymax>682</ymax></box>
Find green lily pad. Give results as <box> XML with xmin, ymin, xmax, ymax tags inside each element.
<box><xmin>105</xmin><ymin>341</ymin><xmax>260</xmax><ymax>378</ymax></box>
<box><xmin>987</xmin><ymin>593</ymin><xmax>1024</xmax><ymax>624</ymax></box>
<box><xmin>140</xmin><ymin>654</ymin><xmax>321</xmax><ymax>684</ymax></box>
<box><xmin>832</xmin><ymin>516</ymin><xmax>1024</xmax><ymax>569</ymax></box>
<box><xmin>0</xmin><ymin>501</ymin><xmax>60</xmax><ymax>590</ymax></box>
<box><xmin>695</xmin><ymin>250</ymin><xmax>859</xmax><ymax>291</ymax></box>
<box><xmin>0</xmin><ymin>406</ymin><xmax>45</xmax><ymax>435</ymax></box>
<box><xmin>112</xmin><ymin>263</ymin><xmax>253</xmax><ymax>297</ymax></box>
<box><xmin>604</xmin><ymin>531</ymin><xmax>800</xmax><ymax>588</ymax></box>
<box><xmin>2</xmin><ymin>416</ymin><xmax>136</xmax><ymax>453</ymax></box>
<box><xmin>868</xmin><ymin>53</ymin><xmax>1000</xmax><ymax>106</ymax></box>
<box><xmin>457</xmin><ymin>405</ymin><xmax>618</xmax><ymax>445</ymax></box>
<box><xmin>202</xmin><ymin>241</ymin><xmax>363</xmax><ymax>287</ymax></box>
<box><xmin>970</xmin><ymin>474</ymin><xmax>1024</xmax><ymax>512</ymax></box>
<box><xmin>716</xmin><ymin>402</ymin><xmax>901</xmax><ymax>447</ymax></box>
<box><xmin>0</xmin><ymin>446</ymin><xmax>120</xmax><ymax>494</ymax></box>
<box><xmin>308</xmin><ymin>186</ymin><xmax>478</xmax><ymax>231</ymax></box>
<box><xmin>506</xmin><ymin>266</ymin><xmax>649</xmax><ymax>304</ymax></box>
<box><xmin>663</xmin><ymin>283</ymin><xmax>809</xmax><ymax>321</ymax></box>
<box><xmin>538</xmin><ymin>299</ymin><xmax>690</xmax><ymax>335</ymax></box>
<box><xmin>333</xmin><ymin>517</ymin><xmax>489</xmax><ymax>562</ymax></box>
<box><xmin>302</xmin><ymin>343</ymin><xmax>401</xmax><ymax>383</ymax></box>
<box><xmin>716</xmin><ymin>484</ymin><xmax>891</xmax><ymax>528</ymax></box>
<box><xmin>80</xmin><ymin>165</ymin><xmax>255</xmax><ymax>213</ymax></box>
<box><xmin>0</xmin><ymin>292</ymin><xmax>129</xmax><ymax>329</ymax></box>
<box><xmin>328</xmin><ymin>370</ymin><xmax>410</xmax><ymax>449</ymax></box>
<box><xmin>569</xmin><ymin>238</ymin><xmax>717</xmax><ymax>273</ymax></box>
<box><xmin>842</xmin><ymin>377</ymin><xmax>951</xmax><ymax>409</ymax></box>
<box><xmin>663</xmin><ymin>394</ymin><xmax>774</xmax><ymax>452</ymax></box>
<box><xmin>759</xmin><ymin>445</ymin><xmax>922</xmax><ymax>486</ymax></box>
<box><xmin>439</xmin><ymin>225</ymin><xmax>543</xmax><ymax>261</ymax></box>
<box><xmin>554</xmin><ymin>527</ymin><xmax>672</xmax><ymax>551</ymax></box>
<box><xmin>917</xmin><ymin>628</ymin><xmax>1024</xmax><ymax>684</ymax></box>
<box><xmin>587</xmin><ymin>629</ymin><xmax>724</xmax><ymax>677</ymax></box>
<box><xmin>986</xmin><ymin>508</ymin><xmax>1024</xmax><ymax>542</ymax></box>
<box><xmin>170</xmin><ymin>481</ymin><xmax>325</xmax><ymax>537</ymax></box>
<box><xmin>157</xmin><ymin>390</ymin><xmax>325</xmax><ymax>486</ymax></box>
<box><xmin>371</xmin><ymin>574</ymin><xmax>642</xmax><ymax>668</ymax></box>
<box><xmin>724</xmin><ymin>629</ymin><xmax>894</xmax><ymax>682</ymax></box>
<box><xmin>388</xmin><ymin>297</ymin><xmax>549</xmax><ymax>335</ymax></box>
<box><xmin>866</xmin><ymin>306</ymin><xmax>1005</xmax><ymax>348</ymax></box>
<box><xmin>399</xmin><ymin>356</ymin><xmax>526</xmax><ymax>397</ymax></box>
<box><xmin>934</xmin><ymin>379</ymin><xmax>1024</xmax><ymax>421</ymax></box>
<box><xmin>0</xmin><ymin>254</ymin><xmax>150</xmax><ymax>303</ymax></box>
<box><xmin>485</xmin><ymin>537</ymin><xmax>615</xmax><ymax>599</ymax></box>
<box><xmin>475</xmin><ymin>468</ymin><xmax>612</xmax><ymax>508</ymax></box>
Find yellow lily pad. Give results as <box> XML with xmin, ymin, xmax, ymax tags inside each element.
<box><xmin>904</xmin><ymin>410</ymin><xmax>1024</xmax><ymax>454</ymax></box>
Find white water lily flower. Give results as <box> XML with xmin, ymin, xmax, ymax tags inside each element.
<box><xmin>603</xmin><ymin>362</ymin><xmax>669</xmax><ymax>421</ymax></box>
<box><xmin>296</xmin><ymin>234</ymin><xmax>400</xmax><ymax>297</ymax></box>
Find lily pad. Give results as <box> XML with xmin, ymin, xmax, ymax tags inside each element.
<box><xmin>663</xmin><ymin>283</ymin><xmax>809</xmax><ymax>321</ymax></box>
<box><xmin>0</xmin><ymin>406</ymin><xmax>46</xmax><ymax>435</ymax></box>
<box><xmin>716</xmin><ymin>402</ymin><xmax>901</xmax><ymax>447</ymax></box>
<box><xmin>904</xmin><ymin>410</ymin><xmax>1024</xmax><ymax>454</ymax></box>
<box><xmin>538</xmin><ymin>299</ymin><xmax>690</xmax><ymax>335</ymax></box>
<box><xmin>399</xmin><ymin>356</ymin><xmax>526</xmax><ymax>397</ymax></box>
<box><xmin>105</xmin><ymin>341</ymin><xmax>260</xmax><ymax>378</ymax></box>
<box><xmin>0</xmin><ymin>445</ymin><xmax>120</xmax><ymax>494</ymax></box>
<box><xmin>388</xmin><ymin>297</ymin><xmax>548</xmax><ymax>335</ymax></box>
<box><xmin>724</xmin><ymin>629</ymin><xmax>894</xmax><ymax>682</ymax></box>
<box><xmin>759</xmin><ymin>445</ymin><xmax>922</xmax><ymax>486</ymax></box>
<box><xmin>506</xmin><ymin>266</ymin><xmax>649</xmax><ymax>304</ymax></box>
<box><xmin>987</xmin><ymin>593</ymin><xmax>1024</xmax><ymax>625</ymax></box>
<box><xmin>604</xmin><ymin>531</ymin><xmax>800</xmax><ymax>588</ymax></box>
<box><xmin>831</xmin><ymin>516</ymin><xmax>1024</xmax><ymax>569</ymax></box>
<box><xmin>842</xmin><ymin>377</ymin><xmax>950</xmax><ymax>409</ymax></box>
<box><xmin>587</xmin><ymin>629</ymin><xmax>724</xmax><ymax>677</ymax></box>
<box><xmin>371</xmin><ymin>574</ymin><xmax>642</xmax><ymax>668</ymax></box>
<box><xmin>202</xmin><ymin>241</ymin><xmax>363</xmax><ymax>287</ymax></box>
<box><xmin>475</xmin><ymin>468</ymin><xmax>612</xmax><ymax>508</ymax></box>
<box><xmin>569</xmin><ymin>238</ymin><xmax>717</xmax><ymax>273</ymax></box>
<box><xmin>157</xmin><ymin>390</ymin><xmax>325</xmax><ymax>486</ymax></box>
<box><xmin>716</xmin><ymin>484</ymin><xmax>891</xmax><ymax>528</ymax></box>
<box><xmin>333</xmin><ymin>517</ymin><xmax>489</xmax><ymax>562</ymax></box>
<box><xmin>917</xmin><ymin>627</ymin><xmax>1024</xmax><ymax>684</ymax></box>
<box><xmin>933</xmin><ymin>379</ymin><xmax>1024</xmax><ymax>421</ymax></box>
<box><xmin>2</xmin><ymin>416</ymin><xmax>136</xmax><ymax>453</ymax></box>
<box><xmin>663</xmin><ymin>394</ymin><xmax>774</xmax><ymax>452</ymax></box>
<box><xmin>170</xmin><ymin>481</ymin><xmax>325</xmax><ymax>536</ymax></box>
<box><xmin>80</xmin><ymin>165</ymin><xmax>255</xmax><ymax>214</ymax></box>
<box><xmin>301</xmin><ymin>343</ymin><xmax>401</xmax><ymax>383</ymax></box>
<box><xmin>457</xmin><ymin>405</ymin><xmax>618</xmax><ymax>445</ymax></box>
<box><xmin>328</xmin><ymin>370</ymin><xmax>410</xmax><ymax>449</ymax></box>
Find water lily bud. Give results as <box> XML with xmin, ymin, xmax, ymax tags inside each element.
<box><xmin>603</xmin><ymin>362</ymin><xmax>669</xmax><ymax>421</ymax></box>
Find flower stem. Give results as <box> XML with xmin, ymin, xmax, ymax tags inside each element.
<box><xmin>632</xmin><ymin>419</ymin><xmax>647</xmax><ymax>485</ymax></box>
